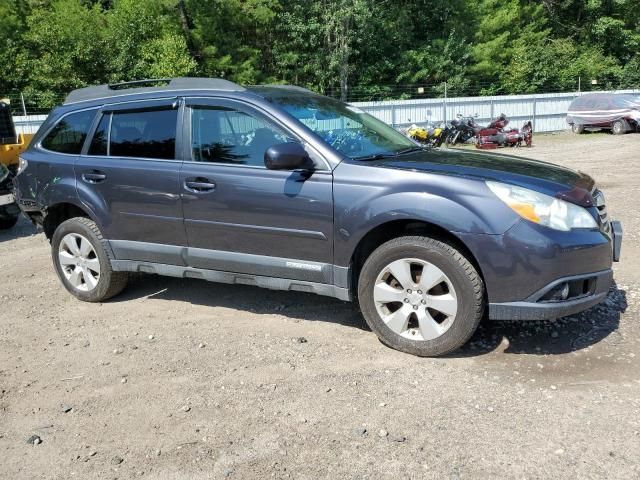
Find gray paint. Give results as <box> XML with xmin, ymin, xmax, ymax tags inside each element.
<box><xmin>14</xmin><ymin>83</ymin><xmax>620</xmax><ymax>322</ymax></box>
<box><xmin>111</xmin><ymin>259</ymin><xmax>350</xmax><ymax>301</ymax></box>
<box><xmin>109</xmin><ymin>240</ymin><xmax>333</xmax><ymax>284</ymax></box>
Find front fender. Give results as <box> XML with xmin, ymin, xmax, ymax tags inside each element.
<box><xmin>332</xmin><ymin>162</ymin><xmax>518</xmax><ymax>266</ymax></box>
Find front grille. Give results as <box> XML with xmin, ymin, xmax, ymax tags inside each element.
<box><xmin>592</xmin><ymin>188</ymin><xmax>610</xmax><ymax>234</ymax></box>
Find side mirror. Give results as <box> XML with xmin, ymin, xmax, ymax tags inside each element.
<box><xmin>264</xmin><ymin>142</ymin><xmax>313</xmax><ymax>171</ymax></box>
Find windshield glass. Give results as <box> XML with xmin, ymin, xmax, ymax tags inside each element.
<box><xmin>613</xmin><ymin>94</ymin><xmax>640</xmax><ymax>108</ymax></box>
<box><xmin>256</xmin><ymin>90</ymin><xmax>417</xmax><ymax>159</ymax></box>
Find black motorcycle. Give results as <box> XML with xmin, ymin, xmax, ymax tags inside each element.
<box><xmin>445</xmin><ymin>114</ymin><xmax>480</xmax><ymax>146</ymax></box>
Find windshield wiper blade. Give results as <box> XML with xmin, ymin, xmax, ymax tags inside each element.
<box><xmin>395</xmin><ymin>146</ymin><xmax>426</xmax><ymax>155</ymax></box>
<box><xmin>353</xmin><ymin>152</ymin><xmax>396</xmax><ymax>161</ymax></box>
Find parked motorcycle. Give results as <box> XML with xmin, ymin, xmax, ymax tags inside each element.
<box><xmin>405</xmin><ymin>122</ymin><xmax>449</xmax><ymax>147</ymax></box>
<box><xmin>475</xmin><ymin>113</ymin><xmax>533</xmax><ymax>149</ymax></box>
<box><xmin>446</xmin><ymin>113</ymin><xmax>533</xmax><ymax>148</ymax></box>
<box><xmin>445</xmin><ymin>114</ymin><xmax>479</xmax><ymax>146</ymax></box>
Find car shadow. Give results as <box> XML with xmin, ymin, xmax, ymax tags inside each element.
<box><xmin>0</xmin><ymin>215</ymin><xmax>39</xmax><ymax>243</ymax></box>
<box><xmin>111</xmin><ymin>273</ymin><xmax>369</xmax><ymax>331</ymax></box>
<box><xmin>449</xmin><ymin>284</ymin><xmax>627</xmax><ymax>357</ymax></box>
<box><xmin>113</xmin><ymin>274</ymin><xmax>626</xmax><ymax>356</ymax></box>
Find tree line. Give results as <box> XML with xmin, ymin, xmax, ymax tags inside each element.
<box><xmin>1</xmin><ymin>0</ymin><xmax>638</xmax><ymax>108</ymax></box>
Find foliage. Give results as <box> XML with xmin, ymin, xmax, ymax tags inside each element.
<box><xmin>0</xmin><ymin>0</ymin><xmax>638</xmax><ymax>104</ymax></box>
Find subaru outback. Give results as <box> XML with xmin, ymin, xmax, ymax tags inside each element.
<box><xmin>13</xmin><ymin>78</ymin><xmax>623</xmax><ymax>356</ymax></box>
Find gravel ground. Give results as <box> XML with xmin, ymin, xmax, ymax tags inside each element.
<box><xmin>1</xmin><ymin>131</ymin><xmax>639</xmax><ymax>479</ymax></box>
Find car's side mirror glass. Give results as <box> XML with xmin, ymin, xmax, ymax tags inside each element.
<box><xmin>264</xmin><ymin>142</ymin><xmax>314</xmax><ymax>171</ymax></box>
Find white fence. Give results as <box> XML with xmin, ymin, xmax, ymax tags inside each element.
<box><xmin>13</xmin><ymin>114</ymin><xmax>46</xmax><ymax>135</ymax></box>
<box><xmin>11</xmin><ymin>89</ymin><xmax>640</xmax><ymax>136</ymax></box>
<box><xmin>353</xmin><ymin>89</ymin><xmax>640</xmax><ymax>133</ymax></box>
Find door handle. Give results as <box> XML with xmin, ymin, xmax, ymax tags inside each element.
<box><xmin>184</xmin><ymin>177</ymin><xmax>216</xmax><ymax>193</ymax></box>
<box><xmin>82</xmin><ymin>171</ymin><xmax>107</xmax><ymax>184</ymax></box>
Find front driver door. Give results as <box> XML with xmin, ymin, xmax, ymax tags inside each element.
<box><xmin>180</xmin><ymin>98</ymin><xmax>334</xmax><ymax>284</ymax></box>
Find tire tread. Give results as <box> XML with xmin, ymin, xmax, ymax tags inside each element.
<box><xmin>53</xmin><ymin>217</ymin><xmax>128</xmax><ymax>302</ymax></box>
<box><xmin>357</xmin><ymin>235</ymin><xmax>484</xmax><ymax>357</ymax></box>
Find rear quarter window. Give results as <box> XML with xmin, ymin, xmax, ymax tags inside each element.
<box><xmin>41</xmin><ymin>109</ymin><xmax>96</xmax><ymax>154</ymax></box>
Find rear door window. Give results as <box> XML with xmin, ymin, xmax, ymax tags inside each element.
<box><xmin>41</xmin><ymin>109</ymin><xmax>96</xmax><ymax>154</ymax></box>
<box><xmin>88</xmin><ymin>108</ymin><xmax>178</xmax><ymax>160</ymax></box>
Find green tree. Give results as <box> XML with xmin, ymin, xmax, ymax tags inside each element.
<box><xmin>104</xmin><ymin>0</ymin><xmax>196</xmax><ymax>83</ymax></box>
<box><xmin>15</xmin><ymin>0</ymin><xmax>108</xmax><ymax>106</ymax></box>
<box><xmin>470</xmin><ymin>0</ymin><xmax>549</xmax><ymax>93</ymax></box>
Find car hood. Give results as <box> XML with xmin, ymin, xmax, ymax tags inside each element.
<box><xmin>362</xmin><ymin>148</ymin><xmax>596</xmax><ymax>207</ymax></box>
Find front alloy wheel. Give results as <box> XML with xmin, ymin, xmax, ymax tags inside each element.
<box><xmin>358</xmin><ymin>236</ymin><xmax>484</xmax><ymax>357</ymax></box>
<box><xmin>373</xmin><ymin>258</ymin><xmax>457</xmax><ymax>341</ymax></box>
<box><xmin>612</xmin><ymin>120</ymin><xmax>626</xmax><ymax>135</ymax></box>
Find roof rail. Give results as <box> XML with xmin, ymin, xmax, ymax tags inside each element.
<box><xmin>254</xmin><ymin>84</ymin><xmax>317</xmax><ymax>95</ymax></box>
<box><xmin>64</xmin><ymin>77</ymin><xmax>246</xmax><ymax>105</ymax></box>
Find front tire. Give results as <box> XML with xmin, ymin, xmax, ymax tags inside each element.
<box><xmin>571</xmin><ymin>123</ymin><xmax>584</xmax><ymax>134</ymax></box>
<box><xmin>357</xmin><ymin>236</ymin><xmax>484</xmax><ymax>357</ymax></box>
<box><xmin>612</xmin><ymin>119</ymin><xmax>627</xmax><ymax>135</ymax></box>
<box><xmin>51</xmin><ymin>217</ymin><xmax>128</xmax><ymax>302</ymax></box>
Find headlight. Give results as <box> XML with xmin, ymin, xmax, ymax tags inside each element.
<box><xmin>17</xmin><ymin>156</ymin><xmax>28</xmax><ymax>175</ymax></box>
<box><xmin>486</xmin><ymin>181</ymin><xmax>598</xmax><ymax>231</ymax></box>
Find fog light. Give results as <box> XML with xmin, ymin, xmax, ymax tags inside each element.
<box><xmin>542</xmin><ymin>282</ymin><xmax>570</xmax><ymax>302</ymax></box>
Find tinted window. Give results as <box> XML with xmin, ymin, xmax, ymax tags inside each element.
<box><xmin>41</xmin><ymin>109</ymin><xmax>96</xmax><ymax>154</ymax></box>
<box><xmin>191</xmin><ymin>106</ymin><xmax>294</xmax><ymax>166</ymax></box>
<box><xmin>88</xmin><ymin>108</ymin><xmax>177</xmax><ymax>160</ymax></box>
<box><xmin>88</xmin><ymin>114</ymin><xmax>109</xmax><ymax>155</ymax></box>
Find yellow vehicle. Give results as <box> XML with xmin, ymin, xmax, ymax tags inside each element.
<box><xmin>0</xmin><ymin>99</ymin><xmax>33</xmax><ymax>170</ymax></box>
<box><xmin>0</xmin><ymin>99</ymin><xmax>32</xmax><ymax>229</ymax></box>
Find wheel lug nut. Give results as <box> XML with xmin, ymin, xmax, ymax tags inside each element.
<box><xmin>417</xmin><ymin>290</ymin><xmax>422</xmax><ymax>294</ymax></box>
<box><xmin>413</xmin><ymin>305</ymin><xmax>418</xmax><ymax>310</ymax></box>
<box><xmin>404</xmin><ymin>298</ymin><xmax>409</xmax><ymax>303</ymax></box>
<box><xmin>407</xmin><ymin>289</ymin><xmax>412</xmax><ymax>293</ymax></box>
<box><xmin>421</xmin><ymin>300</ymin><xmax>426</xmax><ymax>304</ymax></box>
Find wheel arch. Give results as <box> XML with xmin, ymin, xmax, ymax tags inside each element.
<box><xmin>348</xmin><ymin>219</ymin><xmax>486</xmax><ymax>299</ymax></box>
<box><xmin>42</xmin><ymin>201</ymin><xmax>101</xmax><ymax>241</ymax></box>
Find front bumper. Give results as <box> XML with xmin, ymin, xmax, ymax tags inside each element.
<box><xmin>458</xmin><ymin>217</ymin><xmax>622</xmax><ymax>321</ymax></box>
<box><xmin>489</xmin><ymin>269</ymin><xmax>612</xmax><ymax>320</ymax></box>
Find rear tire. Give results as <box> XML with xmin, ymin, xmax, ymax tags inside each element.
<box><xmin>612</xmin><ymin>120</ymin><xmax>627</xmax><ymax>135</ymax></box>
<box><xmin>571</xmin><ymin>123</ymin><xmax>584</xmax><ymax>134</ymax></box>
<box><xmin>51</xmin><ymin>217</ymin><xmax>128</xmax><ymax>302</ymax></box>
<box><xmin>357</xmin><ymin>236</ymin><xmax>484</xmax><ymax>357</ymax></box>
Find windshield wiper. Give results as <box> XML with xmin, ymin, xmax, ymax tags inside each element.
<box><xmin>395</xmin><ymin>146</ymin><xmax>426</xmax><ymax>155</ymax></box>
<box><xmin>353</xmin><ymin>152</ymin><xmax>396</xmax><ymax>161</ymax></box>
<box><xmin>353</xmin><ymin>146</ymin><xmax>426</xmax><ymax>161</ymax></box>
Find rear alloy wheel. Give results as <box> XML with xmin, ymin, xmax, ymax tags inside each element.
<box><xmin>358</xmin><ymin>236</ymin><xmax>484</xmax><ymax>357</ymax></box>
<box><xmin>612</xmin><ymin>119</ymin><xmax>627</xmax><ymax>135</ymax></box>
<box><xmin>51</xmin><ymin>217</ymin><xmax>128</xmax><ymax>302</ymax></box>
<box><xmin>58</xmin><ymin>233</ymin><xmax>101</xmax><ymax>292</ymax></box>
<box><xmin>571</xmin><ymin>123</ymin><xmax>584</xmax><ymax>134</ymax></box>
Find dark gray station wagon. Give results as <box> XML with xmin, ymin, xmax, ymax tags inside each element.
<box><xmin>14</xmin><ymin>78</ymin><xmax>622</xmax><ymax>356</ymax></box>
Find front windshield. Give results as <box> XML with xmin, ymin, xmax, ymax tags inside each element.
<box><xmin>613</xmin><ymin>94</ymin><xmax>640</xmax><ymax>108</ymax></box>
<box><xmin>260</xmin><ymin>91</ymin><xmax>418</xmax><ymax>159</ymax></box>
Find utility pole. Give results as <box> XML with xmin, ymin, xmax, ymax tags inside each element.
<box><xmin>443</xmin><ymin>82</ymin><xmax>447</xmax><ymax>124</ymax></box>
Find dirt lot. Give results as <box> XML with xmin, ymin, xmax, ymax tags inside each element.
<box><xmin>1</xmin><ymin>131</ymin><xmax>639</xmax><ymax>479</ymax></box>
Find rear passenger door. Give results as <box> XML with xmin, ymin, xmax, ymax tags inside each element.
<box><xmin>76</xmin><ymin>99</ymin><xmax>187</xmax><ymax>265</ymax></box>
